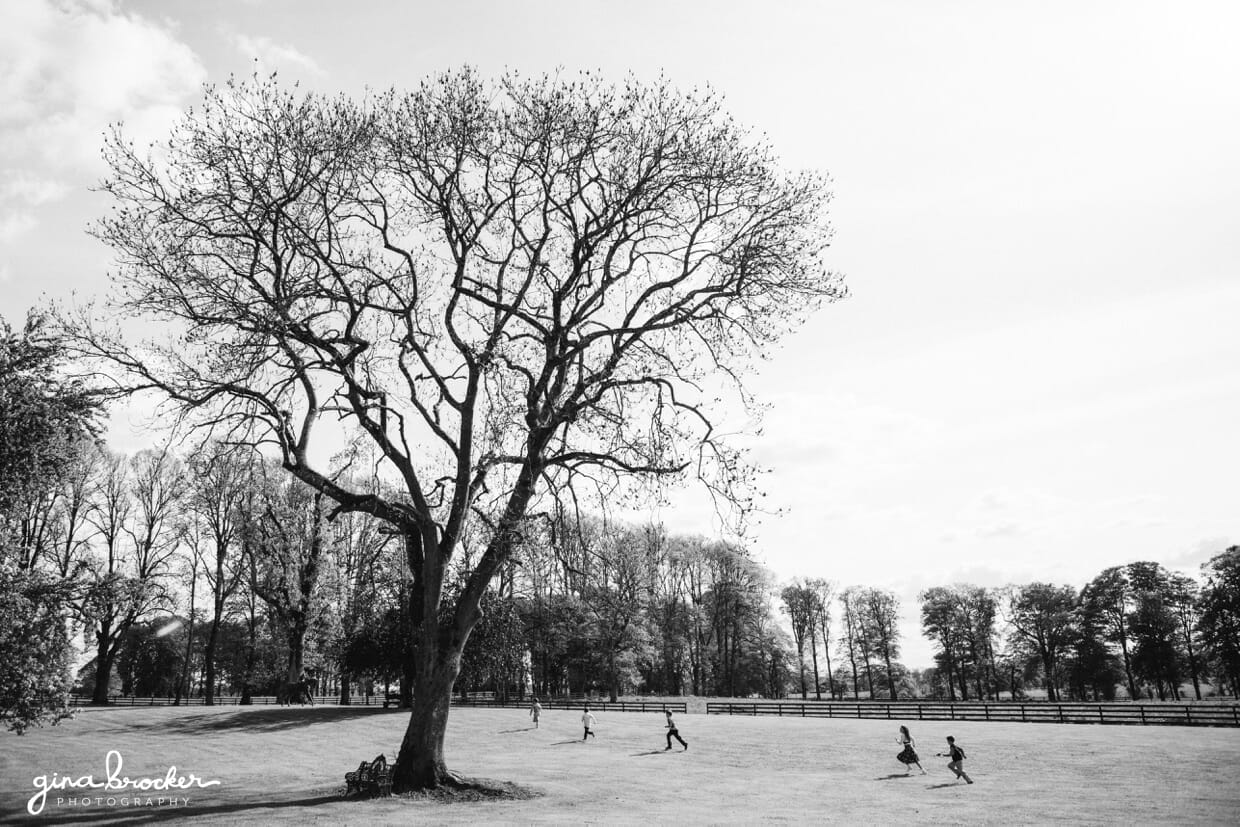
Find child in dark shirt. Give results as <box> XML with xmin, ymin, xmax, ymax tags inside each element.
<box><xmin>936</xmin><ymin>735</ymin><xmax>973</xmax><ymax>784</ymax></box>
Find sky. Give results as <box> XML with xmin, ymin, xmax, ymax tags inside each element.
<box><xmin>2</xmin><ymin>0</ymin><xmax>1237</xmax><ymax>668</ymax></box>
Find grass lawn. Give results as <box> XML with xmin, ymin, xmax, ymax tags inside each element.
<box><xmin>2</xmin><ymin>704</ymin><xmax>1237</xmax><ymax>824</ymax></box>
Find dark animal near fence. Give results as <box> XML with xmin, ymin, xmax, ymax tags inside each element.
<box><xmin>276</xmin><ymin>679</ymin><xmax>316</xmax><ymax>706</ymax></box>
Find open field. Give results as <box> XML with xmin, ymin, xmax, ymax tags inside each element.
<box><xmin>2</xmin><ymin>704</ymin><xmax>1238</xmax><ymax>824</ymax></box>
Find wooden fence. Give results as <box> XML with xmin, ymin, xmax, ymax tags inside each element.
<box><xmin>704</xmin><ymin>700</ymin><xmax>1240</xmax><ymax>728</ymax></box>
<box><xmin>70</xmin><ymin>694</ymin><xmax>686</xmax><ymax>714</ymax></box>
<box><xmin>71</xmin><ymin>694</ymin><xmax>364</xmax><ymax>707</ymax></box>
<box><xmin>450</xmin><ymin>697</ymin><xmax>687</xmax><ymax>714</ymax></box>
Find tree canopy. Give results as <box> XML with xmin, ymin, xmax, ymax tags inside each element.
<box><xmin>70</xmin><ymin>69</ymin><xmax>842</xmax><ymax>789</ymax></box>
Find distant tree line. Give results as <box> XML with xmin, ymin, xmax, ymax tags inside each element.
<box><xmin>4</xmin><ymin>312</ymin><xmax>1239</xmax><ymax>736</ymax></box>
<box><xmin>918</xmin><ymin>559</ymin><xmax>1240</xmax><ymax>703</ymax></box>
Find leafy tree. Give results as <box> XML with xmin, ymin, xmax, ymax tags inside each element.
<box><xmin>0</xmin><ymin>565</ymin><xmax>76</xmax><ymax>733</ymax></box>
<box><xmin>860</xmin><ymin>587</ymin><xmax>901</xmax><ymax>699</ymax></box>
<box><xmin>457</xmin><ymin>590</ymin><xmax>527</xmax><ymax>700</ymax></box>
<box><xmin>838</xmin><ymin>587</ymin><xmax>866</xmax><ymax>699</ymax></box>
<box><xmin>74</xmin><ymin>70</ymin><xmax>840</xmax><ymax>788</ymax></box>
<box><xmin>0</xmin><ymin>312</ymin><xmax>101</xmax><ymax>730</ymax></box>
<box><xmin>920</xmin><ymin>586</ymin><xmax>965</xmax><ymax>700</ymax></box>
<box><xmin>0</xmin><ymin>311</ymin><xmax>102</xmax><ymax>570</ymax></box>
<box><xmin>805</xmin><ymin>578</ymin><xmax>836</xmax><ymax>699</ymax></box>
<box><xmin>186</xmin><ymin>446</ymin><xmax>248</xmax><ymax>704</ymax></box>
<box><xmin>81</xmin><ymin>448</ymin><xmax>182</xmax><ymax>704</ymax></box>
<box><xmin>1080</xmin><ymin>566</ymin><xmax>1142</xmax><ymax>699</ymax></box>
<box><xmin>1004</xmin><ymin>583</ymin><xmax>1079</xmax><ymax>702</ymax></box>
<box><xmin>242</xmin><ymin>467</ymin><xmax>329</xmax><ymax>690</ymax></box>
<box><xmin>1065</xmin><ymin>603</ymin><xmax>1121</xmax><ymax>701</ymax></box>
<box><xmin>1199</xmin><ymin>547</ymin><xmax>1240</xmax><ymax>697</ymax></box>
<box><xmin>116</xmin><ymin>617</ymin><xmax>183</xmax><ymax>697</ymax></box>
<box><xmin>780</xmin><ymin>582</ymin><xmax>815</xmax><ymax>699</ymax></box>
<box><xmin>1165</xmin><ymin>573</ymin><xmax>1204</xmax><ymax>700</ymax></box>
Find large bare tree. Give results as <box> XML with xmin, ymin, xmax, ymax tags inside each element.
<box><xmin>70</xmin><ymin>69</ymin><xmax>842</xmax><ymax>789</ymax></box>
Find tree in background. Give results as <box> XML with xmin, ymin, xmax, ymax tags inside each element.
<box><xmin>860</xmin><ymin>587</ymin><xmax>901</xmax><ymax>699</ymax></box>
<box><xmin>1004</xmin><ymin>583</ymin><xmax>1079</xmax><ymax>702</ymax></box>
<box><xmin>920</xmin><ymin>586</ymin><xmax>965</xmax><ymax>700</ymax></box>
<box><xmin>1165</xmin><ymin>572</ymin><xmax>1204</xmax><ymax>700</ymax></box>
<box><xmin>0</xmin><ymin>566</ymin><xmax>76</xmax><ymax>733</ymax></box>
<box><xmin>1199</xmin><ymin>547</ymin><xmax>1240</xmax><ymax>697</ymax></box>
<box><xmin>806</xmin><ymin>578</ymin><xmax>836</xmax><ymax>699</ymax></box>
<box><xmin>1080</xmin><ymin>566</ymin><xmax>1143</xmax><ymax>699</ymax></box>
<box><xmin>0</xmin><ymin>311</ymin><xmax>101</xmax><ymax>731</ymax></box>
<box><xmin>243</xmin><ymin>467</ymin><xmax>328</xmax><ymax>697</ymax></box>
<box><xmin>837</xmin><ymin>587</ymin><xmax>866</xmax><ymax>698</ymax></box>
<box><xmin>780</xmin><ymin>582</ymin><xmax>815</xmax><ymax>699</ymax></box>
<box><xmin>186</xmin><ymin>446</ymin><xmax>248</xmax><ymax>705</ymax></box>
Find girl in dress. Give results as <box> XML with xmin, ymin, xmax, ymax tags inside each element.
<box><xmin>896</xmin><ymin>725</ymin><xmax>926</xmax><ymax>774</ymax></box>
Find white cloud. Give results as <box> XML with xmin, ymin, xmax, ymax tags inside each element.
<box><xmin>0</xmin><ymin>211</ymin><xmax>37</xmax><ymax>244</ymax></box>
<box><xmin>0</xmin><ymin>0</ymin><xmax>206</xmax><ymax>237</ymax></box>
<box><xmin>230</xmin><ymin>33</ymin><xmax>323</xmax><ymax>77</ymax></box>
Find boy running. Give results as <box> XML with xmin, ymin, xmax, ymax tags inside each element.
<box><xmin>581</xmin><ymin>705</ymin><xmax>596</xmax><ymax>740</ymax></box>
<box><xmin>664</xmin><ymin>710</ymin><xmax>688</xmax><ymax>751</ymax></box>
<box><xmin>936</xmin><ymin>735</ymin><xmax>973</xmax><ymax>784</ymax></box>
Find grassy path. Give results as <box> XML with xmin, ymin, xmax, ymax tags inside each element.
<box><xmin>2</xmin><ymin>704</ymin><xmax>1237</xmax><ymax>824</ymax></box>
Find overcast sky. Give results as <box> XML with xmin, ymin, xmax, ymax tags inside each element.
<box><xmin>2</xmin><ymin>0</ymin><xmax>1237</xmax><ymax>667</ymax></box>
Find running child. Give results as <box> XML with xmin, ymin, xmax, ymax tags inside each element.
<box><xmin>530</xmin><ymin>697</ymin><xmax>542</xmax><ymax>728</ymax></box>
<box><xmin>664</xmin><ymin>710</ymin><xmax>688</xmax><ymax>751</ymax></box>
<box><xmin>581</xmin><ymin>705</ymin><xmax>596</xmax><ymax>740</ymax></box>
<box><xmin>895</xmin><ymin>725</ymin><xmax>925</xmax><ymax>774</ymax></box>
<box><xmin>936</xmin><ymin>735</ymin><xmax>973</xmax><ymax>784</ymax></box>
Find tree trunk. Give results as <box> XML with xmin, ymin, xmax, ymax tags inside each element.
<box><xmin>1041</xmin><ymin>651</ymin><xmax>1057</xmax><ymax>701</ymax></box>
<box><xmin>883</xmin><ymin>649</ymin><xmax>897</xmax><ymax>700</ymax></box>
<box><xmin>797</xmin><ymin>640</ymin><xmax>807</xmax><ymax>699</ymax></box>
<box><xmin>392</xmin><ymin>628</ymin><xmax>465</xmax><ymax>790</ymax></box>
<box><xmin>177</xmin><ymin>568</ymin><xmax>198</xmax><ymax>706</ymax></box>
<box><xmin>808</xmin><ymin>625</ymin><xmax>821</xmax><ymax>700</ymax></box>
<box><xmin>91</xmin><ymin>623</ymin><xmax>115</xmax><ymax>705</ymax></box>
<box><xmin>944</xmin><ymin>652</ymin><xmax>957</xmax><ymax>701</ymax></box>
<box><xmin>287</xmin><ymin>622</ymin><xmax>306</xmax><ymax>685</ymax></box>
<box><xmin>203</xmin><ymin>616</ymin><xmax>221</xmax><ymax>705</ymax></box>
<box><xmin>608</xmin><ymin>649</ymin><xmax>619</xmax><ymax>703</ymax></box>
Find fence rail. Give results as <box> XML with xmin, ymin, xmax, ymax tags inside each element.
<box><xmin>68</xmin><ymin>694</ymin><xmax>686</xmax><ymax>714</ymax></box>
<box><xmin>70</xmin><ymin>694</ymin><xmax>392</xmax><ymax>707</ymax></box>
<box><xmin>450</xmin><ymin>697</ymin><xmax>687</xmax><ymax>714</ymax></box>
<box><xmin>704</xmin><ymin>700</ymin><xmax>1240</xmax><ymax>728</ymax></box>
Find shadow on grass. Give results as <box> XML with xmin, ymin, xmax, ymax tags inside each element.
<box><xmin>22</xmin><ymin>794</ymin><xmax>346</xmax><ymax>824</ymax></box>
<box><xmin>110</xmin><ymin>706</ymin><xmax>395</xmax><ymax>734</ymax></box>
<box><xmin>498</xmin><ymin>727</ymin><xmax>536</xmax><ymax>733</ymax></box>
<box><xmin>924</xmin><ymin>782</ymin><xmax>966</xmax><ymax>789</ymax></box>
<box><xmin>550</xmin><ymin>739</ymin><xmax>582</xmax><ymax>745</ymax></box>
<box><xmin>875</xmin><ymin>773</ymin><xmax>915</xmax><ymax>780</ymax></box>
<box><xmin>630</xmin><ymin>750</ymin><xmax>667</xmax><ymax>757</ymax></box>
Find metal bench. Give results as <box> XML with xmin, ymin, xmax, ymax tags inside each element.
<box><xmin>344</xmin><ymin>754</ymin><xmax>393</xmax><ymax>798</ymax></box>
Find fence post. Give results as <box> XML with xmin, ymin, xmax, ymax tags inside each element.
<box><xmin>918</xmin><ymin>704</ymin><xmax>923</xmax><ymax>721</ymax></box>
<box><xmin>1186</xmin><ymin>706</ymin><xmax>1192</xmax><ymax>725</ymax></box>
<box><xmin>1098</xmin><ymin>706</ymin><xmax>1103</xmax><ymax>723</ymax></box>
<box><xmin>1058</xmin><ymin>705</ymin><xmax>1064</xmax><ymax>723</ymax></box>
<box><xmin>984</xmin><ymin>705</ymin><xmax>990</xmax><ymax>721</ymax></box>
<box><xmin>1139</xmin><ymin>706</ymin><xmax>1146</xmax><ymax>725</ymax></box>
<box><xmin>1020</xmin><ymin>704</ymin><xmax>1026</xmax><ymax>722</ymax></box>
